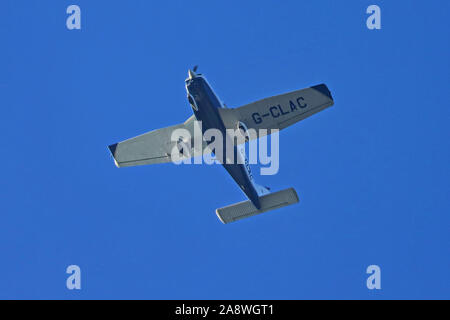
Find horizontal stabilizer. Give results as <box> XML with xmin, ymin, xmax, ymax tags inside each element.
<box><xmin>216</xmin><ymin>188</ymin><xmax>299</xmax><ymax>224</ymax></box>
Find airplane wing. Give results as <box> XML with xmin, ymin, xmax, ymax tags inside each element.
<box><xmin>218</xmin><ymin>84</ymin><xmax>334</xmax><ymax>139</ymax></box>
<box><xmin>108</xmin><ymin>115</ymin><xmax>205</xmax><ymax>167</ymax></box>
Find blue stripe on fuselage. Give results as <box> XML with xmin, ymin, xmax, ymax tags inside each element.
<box><xmin>186</xmin><ymin>77</ymin><xmax>261</xmax><ymax>209</ymax></box>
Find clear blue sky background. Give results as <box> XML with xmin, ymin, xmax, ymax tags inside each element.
<box><xmin>1</xmin><ymin>0</ymin><xmax>449</xmax><ymax>299</ymax></box>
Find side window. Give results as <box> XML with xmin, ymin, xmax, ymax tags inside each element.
<box><xmin>188</xmin><ymin>94</ymin><xmax>198</xmax><ymax>111</ymax></box>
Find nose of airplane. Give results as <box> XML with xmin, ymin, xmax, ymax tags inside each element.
<box><xmin>188</xmin><ymin>69</ymin><xmax>197</xmax><ymax>79</ymax></box>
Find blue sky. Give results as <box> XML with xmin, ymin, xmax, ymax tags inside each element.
<box><xmin>1</xmin><ymin>0</ymin><xmax>449</xmax><ymax>299</ymax></box>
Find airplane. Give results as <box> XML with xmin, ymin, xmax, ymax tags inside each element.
<box><xmin>108</xmin><ymin>67</ymin><xmax>334</xmax><ymax>223</ymax></box>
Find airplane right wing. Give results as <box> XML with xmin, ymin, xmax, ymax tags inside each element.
<box><xmin>218</xmin><ymin>84</ymin><xmax>334</xmax><ymax>139</ymax></box>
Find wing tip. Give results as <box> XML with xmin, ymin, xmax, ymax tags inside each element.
<box><xmin>108</xmin><ymin>143</ymin><xmax>118</xmax><ymax>157</ymax></box>
<box><xmin>108</xmin><ymin>143</ymin><xmax>121</xmax><ymax>168</ymax></box>
<box><xmin>311</xmin><ymin>84</ymin><xmax>333</xmax><ymax>102</ymax></box>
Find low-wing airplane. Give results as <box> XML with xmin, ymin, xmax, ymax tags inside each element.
<box><xmin>108</xmin><ymin>67</ymin><xmax>334</xmax><ymax>223</ymax></box>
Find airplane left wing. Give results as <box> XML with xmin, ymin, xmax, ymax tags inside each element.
<box><xmin>108</xmin><ymin>115</ymin><xmax>204</xmax><ymax>167</ymax></box>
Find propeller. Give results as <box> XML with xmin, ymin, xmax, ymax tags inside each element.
<box><xmin>188</xmin><ymin>65</ymin><xmax>200</xmax><ymax>79</ymax></box>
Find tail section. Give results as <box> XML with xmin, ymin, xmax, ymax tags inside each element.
<box><xmin>216</xmin><ymin>188</ymin><xmax>299</xmax><ymax>224</ymax></box>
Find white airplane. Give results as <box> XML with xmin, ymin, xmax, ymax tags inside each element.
<box><xmin>108</xmin><ymin>67</ymin><xmax>334</xmax><ymax>223</ymax></box>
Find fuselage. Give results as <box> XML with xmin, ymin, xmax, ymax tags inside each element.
<box><xmin>185</xmin><ymin>73</ymin><xmax>262</xmax><ymax>209</ymax></box>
